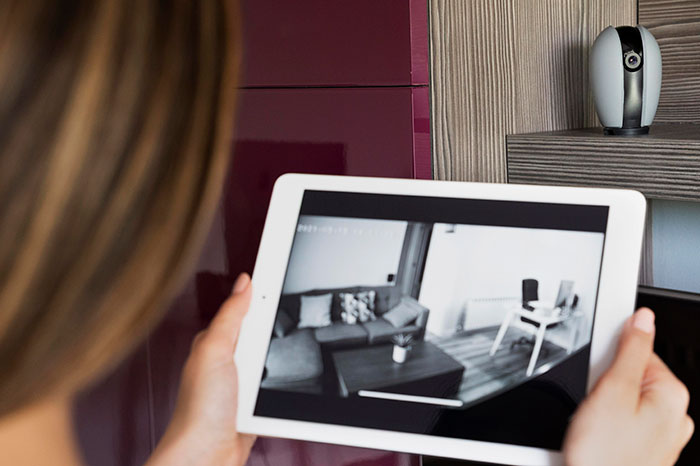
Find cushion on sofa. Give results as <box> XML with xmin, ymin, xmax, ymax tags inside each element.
<box><xmin>415</xmin><ymin>306</ymin><xmax>430</xmax><ymax>328</ymax></box>
<box><xmin>363</xmin><ymin>318</ymin><xmax>420</xmax><ymax>344</ymax></box>
<box><xmin>374</xmin><ymin>286</ymin><xmax>402</xmax><ymax>313</ymax></box>
<box><xmin>278</xmin><ymin>286</ymin><xmax>400</xmax><ymax>324</ymax></box>
<box><xmin>314</xmin><ymin>323</ymin><xmax>369</xmax><ymax>346</ymax></box>
<box><xmin>264</xmin><ymin>329</ymin><xmax>323</xmax><ymax>383</ymax></box>
<box><xmin>298</xmin><ymin>293</ymin><xmax>332</xmax><ymax>329</ymax></box>
<box><xmin>339</xmin><ymin>290</ymin><xmax>377</xmax><ymax>324</ymax></box>
<box><xmin>273</xmin><ymin>309</ymin><xmax>295</xmax><ymax>338</ymax></box>
<box><xmin>383</xmin><ymin>297</ymin><xmax>424</xmax><ymax>328</ymax></box>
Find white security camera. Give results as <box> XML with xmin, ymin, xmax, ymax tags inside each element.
<box><xmin>590</xmin><ymin>26</ymin><xmax>662</xmax><ymax>135</ymax></box>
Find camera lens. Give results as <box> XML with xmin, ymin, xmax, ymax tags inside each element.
<box><xmin>624</xmin><ymin>51</ymin><xmax>641</xmax><ymax>70</ymax></box>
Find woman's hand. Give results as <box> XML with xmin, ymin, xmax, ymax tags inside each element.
<box><xmin>148</xmin><ymin>273</ymin><xmax>256</xmax><ymax>466</ymax></box>
<box><xmin>563</xmin><ymin>308</ymin><xmax>693</xmax><ymax>466</ymax></box>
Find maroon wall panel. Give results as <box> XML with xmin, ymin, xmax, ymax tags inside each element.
<box><xmin>235</xmin><ymin>88</ymin><xmax>418</xmax><ymax>177</ymax></box>
<box><xmin>74</xmin><ymin>1</ymin><xmax>429</xmax><ymax>465</ymax></box>
<box><xmin>411</xmin><ymin>86</ymin><xmax>431</xmax><ymax>180</ymax></box>
<box><xmin>241</xmin><ymin>0</ymin><xmax>428</xmax><ymax>87</ymax></box>
<box><xmin>223</xmin><ymin>87</ymin><xmax>430</xmax><ymax>276</ymax></box>
<box><xmin>74</xmin><ymin>347</ymin><xmax>152</xmax><ymax>466</ymax></box>
<box><xmin>147</xmin><ymin>86</ymin><xmax>429</xmax><ymax>466</ymax></box>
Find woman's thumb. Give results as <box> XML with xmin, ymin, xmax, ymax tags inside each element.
<box><xmin>600</xmin><ymin>308</ymin><xmax>656</xmax><ymax>405</ymax></box>
<box><xmin>207</xmin><ymin>273</ymin><xmax>252</xmax><ymax>351</ymax></box>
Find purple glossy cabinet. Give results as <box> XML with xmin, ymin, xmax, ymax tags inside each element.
<box><xmin>74</xmin><ymin>1</ymin><xmax>429</xmax><ymax>465</ymax></box>
<box><xmin>241</xmin><ymin>0</ymin><xmax>428</xmax><ymax>87</ymax></box>
<box><xmin>223</xmin><ymin>86</ymin><xmax>430</xmax><ymax>278</ymax></box>
<box><xmin>236</xmin><ymin>87</ymin><xmax>429</xmax><ymax>174</ymax></box>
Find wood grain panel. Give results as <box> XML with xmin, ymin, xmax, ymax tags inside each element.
<box><xmin>506</xmin><ymin>125</ymin><xmax>700</xmax><ymax>202</ymax></box>
<box><xmin>639</xmin><ymin>0</ymin><xmax>700</xmax><ymax>123</ymax></box>
<box><xmin>429</xmin><ymin>0</ymin><xmax>636</xmax><ymax>182</ymax></box>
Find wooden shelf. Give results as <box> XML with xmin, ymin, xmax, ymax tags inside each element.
<box><xmin>506</xmin><ymin>124</ymin><xmax>700</xmax><ymax>201</ymax></box>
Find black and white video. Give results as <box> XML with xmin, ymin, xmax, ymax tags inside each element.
<box><xmin>261</xmin><ymin>214</ymin><xmax>605</xmax><ymax>409</ymax></box>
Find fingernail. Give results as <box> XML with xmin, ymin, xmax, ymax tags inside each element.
<box><xmin>233</xmin><ymin>273</ymin><xmax>250</xmax><ymax>294</ymax></box>
<box><xmin>633</xmin><ymin>308</ymin><xmax>655</xmax><ymax>334</ymax></box>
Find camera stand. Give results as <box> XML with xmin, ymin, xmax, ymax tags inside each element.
<box><xmin>603</xmin><ymin>126</ymin><xmax>650</xmax><ymax>136</ymax></box>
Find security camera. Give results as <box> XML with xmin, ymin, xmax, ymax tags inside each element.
<box><xmin>590</xmin><ymin>26</ymin><xmax>662</xmax><ymax>135</ymax></box>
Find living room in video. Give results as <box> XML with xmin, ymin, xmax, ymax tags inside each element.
<box><xmin>261</xmin><ymin>215</ymin><xmax>605</xmax><ymax>408</ymax></box>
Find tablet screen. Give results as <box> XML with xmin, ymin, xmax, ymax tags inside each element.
<box><xmin>255</xmin><ymin>190</ymin><xmax>609</xmax><ymax>450</ymax></box>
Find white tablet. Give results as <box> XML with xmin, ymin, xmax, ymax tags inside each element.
<box><xmin>236</xmin><ymin>174</ymin><xmax>646</xmax><ymax>465</ymax></box>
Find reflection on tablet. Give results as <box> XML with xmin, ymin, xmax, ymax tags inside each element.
<box><xmin>358</xmin><ymin>390</ymin><xmax>464</xmax><ymax>408</ymax></box>
<box><xmin>255</xmin><ymin>190</ymin><xmax>608</xmax><ymax>450</ymax></box>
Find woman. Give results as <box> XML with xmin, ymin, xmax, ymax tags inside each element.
<box><xmin>0</xmin><ymin>1</ymin><xmax>693</xmax><ymax>465</ymax></box>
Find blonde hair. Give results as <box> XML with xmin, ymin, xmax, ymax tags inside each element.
<box><xmin>0</xmin><ymin>0</ymin><xmax>240</xmax><ymax>415</ymax></box>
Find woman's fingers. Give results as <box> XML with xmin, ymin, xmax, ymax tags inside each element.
<box><xmin>681</xmin><ymin>415</ymin><xmax>695</xmax><ymax>449</ymax></box>
<box><xmin>642</xmin><ymin>353</ymin><xmax>689</xmax><ymax>407</ymax></box>
<box><xmin>564</xmin><ymin>308</ymin><xmax>693</xmax><ymax>466</ymax></box>
<box><xmin>205</xmin><ymin>273</ymin><xmax>252</xmax><ymax>353</ymax></box>
<box><xmin>637</xmin><ymin>351</ymin><xmax>693</xmax><ymax>463</ymax></box>
<box><xmin>642</xmin><ymin>352</ymin><xmax>680</xmax><ymax>390</ymax></box>
<box><xmin>236</xmin><ymin>433</ymin><xmax>258</xmax><ymax>464</ymax></box>
<box><xmin>599</xmin><ymin>308</ymin><xmax>656</xmax><ymax>407</ymax></box>
<box><xmin>640</xmin><ymin>353</ymin><xmax>691</xmax><ymax>433</ymax></box>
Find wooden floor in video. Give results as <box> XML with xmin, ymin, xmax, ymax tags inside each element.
<box><xmin>428</xmin><ymin>326</ymin><xmax>567</xmax><ymax>407</ymax></box>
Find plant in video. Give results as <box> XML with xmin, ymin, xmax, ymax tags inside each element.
<box><xmin>392</xmin><ymin>333</ymin><xmax>413</xmax><ymax>348</ymax></box>
<box><xmin>392</xmin><ymin>333</ymin><xmax>413</xmax><ymax>364</ymax></box>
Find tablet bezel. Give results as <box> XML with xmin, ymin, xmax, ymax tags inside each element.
<box><xmin>235</xmin><ymin>174</ymin><xmax>646</xmax><ymax>465</ymax></box>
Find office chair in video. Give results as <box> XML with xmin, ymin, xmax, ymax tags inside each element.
<box><xmin>511</xmin><ymin>278</ymin><xmax>540</xmax><ymax>350</ymax></box>
<box><xmin>511</xmin><ymin>279</ymin><xmax>576</xmax><ymax>351</ymax></box>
